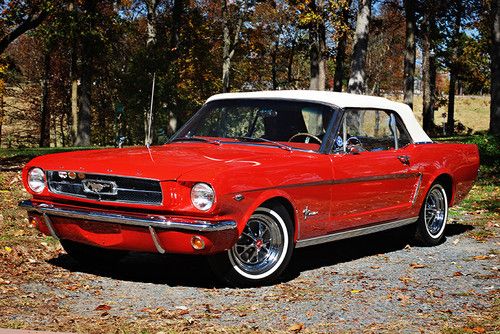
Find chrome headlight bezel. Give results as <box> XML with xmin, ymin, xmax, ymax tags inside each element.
<box><xmin>27</xmin><ymin>167</ymin><xmax>46</xmax><ymax>194</ymax></box>
<box><xmin>190</xmin><ymin>182</ymin><xmax>215</xmax><ymax>211</ymax></box>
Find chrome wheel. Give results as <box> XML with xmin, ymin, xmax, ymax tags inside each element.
<box><xmin>423</xmin><ymin>184</ymin><xmax>448</xmax><ymax>239</ymax></box>
<box><xmin>208</xmin><ymin>204</ymin><xmax>293</xmax><ymax>286</ymax></box>
<box><xmin>228</xmin><ymin>208</ymin><xmax>289</xmax><ymax>279</ymax></box>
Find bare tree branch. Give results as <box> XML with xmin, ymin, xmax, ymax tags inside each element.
<box><xmin>0</xmin><ymin>10</ymin><xmax>48</xmax><ymax>54</ymax></box>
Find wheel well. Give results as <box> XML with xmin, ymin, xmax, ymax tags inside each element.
<box><xmin>260</xmin><ymin>197</ymin><xmax>296</xmax><ymax>229</ymax></box>
<box><xmin>434</xmin><ymin>174</ymin><xmax>453</xmax><ymax>205</ymax></box>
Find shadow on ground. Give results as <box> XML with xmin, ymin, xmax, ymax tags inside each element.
<box><xmin>48</xmin><ymin>223</ymin><xmax>474</xmax><ymax>288</ymax></box>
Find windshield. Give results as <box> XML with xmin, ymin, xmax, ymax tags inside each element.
<box><xmin>171</xmin><ymin>99</ymin><xmax>336</xmax><ymax>152</ymax></box>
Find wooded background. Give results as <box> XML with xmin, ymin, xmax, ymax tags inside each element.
<box><xmin>0</xmin><ymin>0</ymin><xmax>498</xmax><ymax>148</ymax></box>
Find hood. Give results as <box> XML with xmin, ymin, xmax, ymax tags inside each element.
<box><xmin>26</xmin><ymin>143</ymin><xmax>293</xmax><ymax>181</ymax></box>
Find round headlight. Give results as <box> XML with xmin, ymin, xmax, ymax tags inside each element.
<box><xmin>28</xmin><ymin>167</ymin><xmax>46</xmax><ymax>193</ymax></box>
<box><xmin>191</xmin><ymin>183</ymin><xmax>215</xmax><ymax>211</ymax></box>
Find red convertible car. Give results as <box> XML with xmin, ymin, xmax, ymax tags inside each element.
<box><xmin>20</xmin><ymin>91</ymin><xmax>479</xmax><ymax>286</ymax></box>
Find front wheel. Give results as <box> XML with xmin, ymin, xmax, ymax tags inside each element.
<box><xmin>208</xmin><ymin>204</ymin><xmax>294</xmax><ymax>287</ymax></box>
<box><xmin>414</xmin><ymin>183</ymin><xmax>448</xmax><ymax>246</ymax></box>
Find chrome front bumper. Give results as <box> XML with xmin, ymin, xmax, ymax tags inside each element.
<box><xmin>19</xmin><ymin>200</ymin><xmax>237</xmax><ymax>254</ymax></box>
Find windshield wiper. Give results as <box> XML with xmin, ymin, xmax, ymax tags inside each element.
<box><xmin>234</xmin><ymin>136</ymin><xmax>293</xmax><ymax>151</ymax></box>
<box><xmin>169</xmin><ymin>136</ymin><xmax>221</xmax><ymax>145</ymax></box>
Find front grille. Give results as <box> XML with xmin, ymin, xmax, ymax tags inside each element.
<box><xmin>47</xmin><ymin>171</ymin><xmax>163</xmax><ymax>205</ymax></box>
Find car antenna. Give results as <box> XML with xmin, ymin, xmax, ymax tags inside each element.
<box><xmin>146</xmin><ymin>72</ymin><xmax>156</xmax><ymax>150</ymax></box>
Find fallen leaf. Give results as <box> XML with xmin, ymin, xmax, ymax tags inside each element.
<box><xmin>463</xmin><ymin>327</ymin><xmax>486</xmax><ymax>334</ymax></box>
<box><xmin>453</xmin><ymin>238</ymin><xmax>460</xmax><ymax>245</ymax></box>
<box><xmin>397</xmin><ymin>294</ymin><xmax>410</xmax><ymax>304</ymax></box>
<box><xmin>95</xmin><ymin>304</ymin><xmax>112</xmax><ymax>311</ymax></box>
<box><xmin>288</xmin><ymin>323</ymin><xmax>304</xmax><ymax>332</ymax></box>
<box><xmin>4</xmin><ymin>246</ymin><xmax>12</xmax><ymax>253</ymax></box>
<box><xmin>178</xmin><ymin>309</ymin><xmax>189</xmax><ymax>316</ymax></box>
<box><xmin>410</xmin><ymin>263</ymin><xmax>426</xmax><ymax>269</ymax></box>
<box><xmin>453</xmin><ymin>271</ymin><xmax>463</xmax><ymax>277</ymax></box>
<box><xmin>370</xmin><ymin>265</ymin><xmax>380</xmax><ymax>269</ymax></box>
<box><xmin>399</xmin><ymin>276</ymin><xmax>414</xmax><ymax>284</ymax></box>
<box><xmin>350</xmin><ymin>289</ymin><xmax>363</xmax><ymax>294</ymax></box>
<box><xmin>473</xmin><ymin>255</ymin><xmax>489</xmax><ymax>260</ymax></box>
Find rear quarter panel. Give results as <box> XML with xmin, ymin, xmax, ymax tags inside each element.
<box><xmin>407</xmin><ymin>143</ymin><xmax>479</xmax><ymax>211</ymax></box>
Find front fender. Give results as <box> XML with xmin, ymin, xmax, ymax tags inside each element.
<box><xmin>234</xmin><ymin>189</ymin><xmax>298</xmax><ymax>241</ymax></box>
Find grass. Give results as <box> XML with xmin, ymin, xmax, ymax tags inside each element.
<box><xmin>389</xmin><ymin>95</ymin><xmax>491</xmax><ymax>134</ymax></box>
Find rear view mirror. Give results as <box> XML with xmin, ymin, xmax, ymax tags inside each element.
<box><xmin>258</xmin><ymin>109</ymin><xmax>277</xmax><ymax>118</ymax></box>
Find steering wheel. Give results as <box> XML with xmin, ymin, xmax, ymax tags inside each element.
<box><xmin>346</xmin><ymin>136</ymin><xmax>366</xmax><ymax>153</ymax></box>
<box><xmin>288</xmin><ymin>133</ymin><xmax>322</xmax><ymax>144</ymax></box>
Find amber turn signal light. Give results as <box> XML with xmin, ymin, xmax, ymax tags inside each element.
<box><xmin>191</xmin><ymin>236</ymin><xmax>205</xmax><ymax>250</ymax></box>
<box><xmin>28</xmin><ymin>215</ymin><xmax>39</xmax><ymax>228</ymax></box>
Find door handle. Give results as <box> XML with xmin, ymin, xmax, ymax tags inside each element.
<box><xmin>398</xmin><ymin>155</ymin><xmax>410</xmax><ymax>165</ymax></box>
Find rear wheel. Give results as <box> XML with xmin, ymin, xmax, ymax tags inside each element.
<box><xmin>61</xmin><ymin>240</ymin><xmax>128</xmax><ymax>266</ymax></box>
<box><xmin>414</xmin><ymin>183</ymin><xmax>448</xmax><ymax>246</ymax></box>
<box><xmin>208</xmin><ymin>204</ymin><xmax>294</xmax><ymax>287</ymax></box>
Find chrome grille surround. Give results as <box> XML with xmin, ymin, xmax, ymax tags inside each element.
<box><xmin>46</xmin><ymin>171</ymin><xmax>163</xmax><ymax>205</ymax></box>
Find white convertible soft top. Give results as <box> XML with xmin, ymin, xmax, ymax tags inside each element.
<box><xmin>206</xmin><ymin>90</ymin><xmax>432</xmax><ymax>143</ymax></box>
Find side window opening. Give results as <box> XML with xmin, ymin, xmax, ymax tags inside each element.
<box><xmin>332</xmin><ymin>109</ymin><xmax>409</xmax><ymax>154</ymax></box>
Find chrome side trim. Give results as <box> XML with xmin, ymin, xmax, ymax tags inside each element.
<box><xmin>42</xmin><ymin>213</ymin><xmax>59</xmax><ymax>240</ymax></box>
<box><xmin>238</xmin><ymin>172</ymin><xmax>421</xmax><ymax>194</ymax></box>
<box><xmin>412</xmin><ymin>174</ymin><xmax>423</xmax><ymax>206</ymax></box>
<box><xmin>295</xmin><ymin>217</ymin><xmax>418</xmax><ymax>248</ymax></box>
<box><xmin>19</xmin><ymin>200</ymin><xmax>237</xmax><ymax>233</ymax></box>
<box><xmin>148</xmin><ymin>226</ymin><xmax>165</xmax><ymax>254</ymax></box>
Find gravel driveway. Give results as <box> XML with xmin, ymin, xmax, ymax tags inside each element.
<box><xmin>8</xmin><ymin>223</ymin><xmax>498</xmax><ymax>333</ymax></box>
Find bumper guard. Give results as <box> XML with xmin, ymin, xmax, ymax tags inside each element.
<box><xmin>19</xmin><ymin>200</ymin><xmax>237</xmax><ymax>254</ymax></box>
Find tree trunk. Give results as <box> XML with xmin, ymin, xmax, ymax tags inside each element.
<box><xmin>70</xmin><ymin>79</ymin><xmax>78</xmax><ymax>143</ymax></box>
<box><xmin>333</xmin><ymin>34</ymin><xmax>347</xmax><ymax>92</ymax></box>
<box><xmin>146</xmin><ymin>0</ymin><xmax>158</xmax><ymax>47</ymax></box>
<box><xmin>39</xmin><ymin>52</ymin><xmax>50</xmax><ymax>147</ymax></box>
<box><xmin>221</xmin><ymin>0</ymin><xmax>244</xmax><ymax>93</ymax></box>
<box><xmin>75</xmin><ymin>46</ymin><xmax>92</xmax><ymax>146</ymax></box>
<box><xmin>144</xmin><ymin>0</ymin><xmax>159</xmax><ymax>146</ymax></box>
<box><xmin>490</xmin><ymin>0</ymin><xmax>500</xmax><ymax>135</ymax></box>
<box><xmin>333</xmin><ymin>0</ymin><xmax>352</xmax><ymax>92</ymax></box>
<box><xmin>447</xmin><ymin>71</ymin><xmax>457</xmax><ymax>135</ymax></box>
<box><xmin>422</xmin><ymin>14</ymin><xmax>436</xmax><ymax>133</ymax></box>
<box><xmin>447</xmin><ymin>0</ymin><xmax>462</xmax><ymax>135</ymax></box>
<box><xmin>68</xmin><ymin>1</ymin><xmax>78</xmax><ymax>145</ymax></box>
<box><xmin>309</xmin><ymin>0</ymin><xmax>326</xmax><ymax>90</ymax></box>
<box><xmin>0</xmin><ymin>92</ymin><xmax>3</xmax><ymax>148</ymax></box>
<box><xmin>60</xmin><ymin>114</ymin><xmax>66</xmax><ymax>147</ymax></box>
<box><xmin>73</xmin><ymin>0</ymin><xmax>96</xmax><ymax>147</ymax></box>
<box><xmin>403</xmin><ymin>0</ymin><xmax>416</xmax><ymax>109</ymax></box>
<box><xmin>222</xmin><ymin>16</ymin><xmax>231</xmax><ymax>93</ymax></box>
<box><xmin>347</xmin><ymin>0</ymin><xmax>372</xmax><ymax>94</ymax></box>
<box><xmin>287</xmin><ymin>40</ymin><xmax>296</xmax><ymax>87</ymax></box>
<box><xmin>171</xmin><ymin>0</ymin><xmax>183</xmax><ymax>49</ymax></box>
<box><xmin>318</xmin><ymin>7</ymin><xmax>326</xmax><ymax>90</ymax></box>
<box><xmin>309</xmin><ymin>19</ymin><xmax>320</xmax><ymax>90</ymax></box>
<box><xmin>271</xmin><ymin>39</ymin><xmax>278</xmax><ymax>90</ymax></box>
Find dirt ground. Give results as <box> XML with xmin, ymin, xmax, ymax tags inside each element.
<box><xmin>0</xmin><ymin>167</ymin><xmax>498</xmax><ymax>333</ymax></box>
